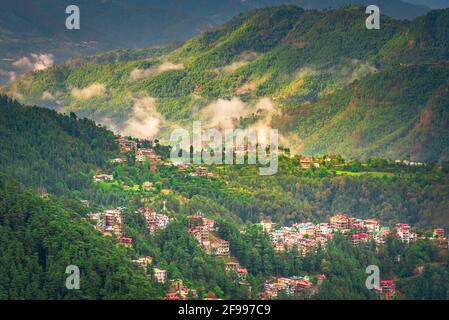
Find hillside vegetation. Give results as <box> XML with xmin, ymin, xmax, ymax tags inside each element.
<box><xmin>2</xmin><ymin>5</ymin><xmax>449</xmax><ymax>161</ymax></box>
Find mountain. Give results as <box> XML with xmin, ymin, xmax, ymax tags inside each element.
<box><xmin>0</xmin><ymin>0</ymin><xmax>431</xmax><ymax>84</ymax></box>
<box><xmin>2</xmin><ymin>5</ymin><xmax>449</xmax><ymax>161</ymax></box>
<box><xmin>404</xmin><ymin>0</ymin><xmax>449</xmax><ymax>9</ymax></box>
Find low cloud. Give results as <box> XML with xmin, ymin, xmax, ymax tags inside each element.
<box><xmin>41</xmin><ymin>90</ymin><xmax>56</xmax><ymax>101</ymax></box>
<box><xmin>13</xmin><ymin>53</ymin><xmax>54</xmax><ymax>71</ymax></box>
<box><xmin>216</xmin><ymin>51</ymin><xmax>258</xmax><ymax>73</ymax></box>
<box><xmin>201</xmin><ymin>97</ymin><xmax>249</xmax><ymax>130</ymax></box>
<box><xmin>121</xmin><ymin>97</ymin><xmax>163</xmax><ymax>139</ymax></box>
<box><xmin>71</xmin><ymin>83</ymin><xmax>106</xmax><ymax>100</ymax></box>
<box><xmin>0</xmin><ymin>70</ymin><xmax>17</xmax><ymax>83</ymax></box>
<box><xmin>130</xmin><ymin>62</ymin><xmax>184</xmax><ymax>81</ymax></box>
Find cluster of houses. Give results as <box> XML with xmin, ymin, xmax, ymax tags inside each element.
<box><xmin>163</xmin><ymin>279</ymin><xmax>199</xmax><ymax>300</ymax></box>
<box><xmin>117</xmin><ymin>136</ymin><xmax>163</xmax><ymax>172</ymax></box>
<box><xmin>262</xmin><ymin>213</ymin><xmax>448</xmax><ymax>255</ymax></box>
<box><xmin>144</xmin><ymin>266</ymin><xmax>198</xmax><ymax>300</ymax></box>
<box><xmin>260</xmin><ymin>274</ymin><xmax>326</xmax><ymax>300</ymax></box>
<box><xmin>85</xmin><ymin>208</ymin><xmax>133</xmax><ymax>246</ymax></box>
<box><xmin>117</xmin><ymin>136</ymin><xmax>137</xmax><ymax>152</ymax></box>
<box><xmin>187</xmin><ymin>213</ymin><xmax>230</xmax><ymax>256</ymax></box>
<box><xmin>299</xmin><ymin>157</ymin><xmax>321</xmax><ymax>169</ymax></box>
<box><xmin>136</xmin><ymin>148</ymin><xmax>163</xmax><ymax>172</ymax></box>
<box><xmin>224</xmin><ymin>261</ymin><xmax>248</xmax><ymax>282</ymax></box>
<box><xmin>138</xmin><ymin>207</ymin><xmax>171</xmax><ymax>235</ymax></box>
<box><xmin>189</xmin><ymin>166</ymin><xmax>214</xmax><ymax>177</ymax></box>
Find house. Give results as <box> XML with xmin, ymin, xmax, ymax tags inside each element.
<box><xmin>396</xmin><ymin>223</ymin><xmax>415</xmax><ymax>244</ymax></box>
<box><xmin>164</xmin><ymin>290</ymin><xmax>181</xmax><ymax>300</ymax></box>
<box><xmin>109</xmin><ymin>157</ymin><xmax>125</xmax><ymax>164</ymax></box>
<box><xmin>330</xmin><ymin>214</ymin><xmax>351</xmax><ymax>233</ymax></box>
<box><xmin>297</xmin><ymin>223</ymin><xmax>316</xmax><ymax>237</ymax></box>
<box><xmin>364</xmin><ymin>219</ymin><xmax>380</xmax><ymax>233</ymax></box>
<box><xmin>300</xmin><ymin>157</ymin><xmax>315</xmax><ymax>169</ymax></box>
<box><xmin>93</xmin><ymin>174</ymin><xmax>114</xmax><ymax>182</ymax></box>
<box><xmin>352</xmin><ymin>233</ymin><xmax>369</xmax><ymax>246</ymax></box>
<box><xmin>202</xmin><ymin>218</ymin><xmax>215</xmax><ymax>231</ymax></box>
<box><xmin>212</xmin><ymin>239</ymin><xmax>230</xmax><ymax>257</ymax></box>
<box><xmin>117</xmin><ymin>137</ymin><xmax>137</xmax><ymax>152</ymax></box>
<box><xmin>190</xmin><ymin>166</ymin><xmax>213</xmax><ymax>177</ymax></box>
<box><xmin>175</xmin><ymin>162</ymin><xmax>191</xmax><ymax>170</ymax></box>
<box><xmin>204</xmin><ymin>292</ymin><xmax>220</xmax><ymax>300</ymax></box>
<box><xmin>117</xmin><ymin>236</ymin><xmax>133</xmax><ymax>247</ymax></box>
<box><xmin>153</xmin><ymin>268</ymin><xmax>167</xmax><ymax>283</ymax></box>
<box><xmin>317</xmin><ymin>274</ymin><xmax>326</xmax><ymax>286</ymax></box>
<box><xmin>142</xmin><ymin>181</ymin><xmax>153</xmax><ymax>191</ymax></box>
<box><xmin>373</xmin><ymin>228</ymin><xmax>390</xmax><ymax>245</ymax></box>
<box><xmin>375</xmin><ymin>280</ymin><xmax>396</xmax><ymax>300</ymax></box>
<box><xmin>132</xmin><ymin>256</ymin><xmax>153</xmax><ymax>269</ymax></box>
<box><xmin>434</xmin><ymin>228</ymin><xmax>445</xmax><ymax>238</ymax></box>
<box><xmin>136</xmin><ymin>148</ymin><xmax>163</xmax><ymax>172</ymax></box>
<box><xmin>260</xmin><ymin>219</ymin><xmax>274</xmax><ymax>233</ymax></box>
<box><xmin>236</xmin><ymin>267</ymin><xmax>248</xmax><ymax>281</ymax></box>
<box><xmin>225</xmin><ymin>262</ymin><xmax>239</xmax><ymax>272</ymax></box>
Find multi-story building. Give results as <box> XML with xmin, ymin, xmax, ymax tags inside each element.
<box><xmin>396</xmin><ymin>223</ymin><xmax>415</xmax><ymax>243</ymax></box>
<box><xmin>213</xmin><ymin>239</ymin><xmax>230</xmax><ymax>257</ymax></box>
<box><xmin>364</xmin><ymin>219</ymin><xmax>380</xmax><ymax>233</ymax></box>
<box><xmin>351</xmin><ymin>233</ymin><xmax>369</xmax><ymax>246</ymax></box>
<box><xmin>153</xmin><ymin>268</ymin><xmax>167</xmax><ymax>283</ymax></box>
<box><xmin>373</xmin><ymin>228</ymin><xmax>390</xmax><ymax>245</ymax></box>
<box><xmin>330</xmin><ymin>214</ymin><xmax>351</xmax><ymax>233</ymax></box>
<box><xmin>117</xmin><ymin>137</ymin><xmax>137</xmax><ymax>152</ymax></box>
<box><xmin>375</xmin><ymin>280</ymin><xmax>396</xmax><ymax>300</ymax></box>
<box><xmin>117</xmin><ymin>236</ymin><xmax>133</xmax><ymax>247</ymax></box>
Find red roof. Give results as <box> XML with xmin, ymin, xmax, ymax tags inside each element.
<box><xmin>352</xmin><ymin>233</ymin><xmax>369</xmax><ymax>240</ymax></box>
<box><xmin>118</xmin><ymin>236</ymin><xmax>133</xmax><ymax>244</ymax></box>
<box><xmin>236</xmin><ymin>267</ymin><xmax>248</xmax><ymax>274</ymax></box>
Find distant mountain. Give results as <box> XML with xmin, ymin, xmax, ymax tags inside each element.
<box><xmin>3</xmin><ymin>6</ymin><xmax>449</xmax><ymax>161</ymax></box>
<box><xmin>403</xmin><ymin>0</ymin><xmax>449</xmax><ymax>9</ymax></box>
<box><xmin>0</xmin><ymin>0</ymin><xmax>431</xmax><ymax>84</ymax></box>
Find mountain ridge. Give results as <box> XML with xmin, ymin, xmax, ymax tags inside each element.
<box><xmin>2</xmin><ymin>5</ymin><xmax>449</xmax><ymax>161</ymax></box>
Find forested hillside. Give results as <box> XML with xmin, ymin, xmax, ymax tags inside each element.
<box><xmin>4</xmin><ymin>6</ymin><xmax>448</xmax><ymax>161</ymax></box>
<box><xmin>0</xmin><ymin>173</ymin><xmax>162</xmax><ymax>299</ymax></box>
<box><xmin>0</xmin><ymin>95</ymin><xmax>118</xmax><ymax>196</ymax></box>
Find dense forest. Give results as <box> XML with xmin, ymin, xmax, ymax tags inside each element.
<box><xmin>0</xmin><ymin>94</ymin><xmax>118</xmax><ymax>196</ymax></box>
<box><xmin>0</xmin><ymin>172</ymin><xmax>164</xmax><ymax>299</ymax></box>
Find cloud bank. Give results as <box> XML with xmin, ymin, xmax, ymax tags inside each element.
<box><xmin>13</xmin><ymin>53</ymin><xmax>54</xmax><ymax>71</ymax></box>
<box><xmin>121</xmin><ymin>97</ymin><xmax>164</xmax><ymax>139</ymax></box>
<box><xmin>71</xmin><ymin>83</ymin><xmax>106</xmax><ymax>100</ymax></box>
<box><xmin>130</xmin><ymin>62</ymin><xmax>184</xmax><ymax>81</ymax></box>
